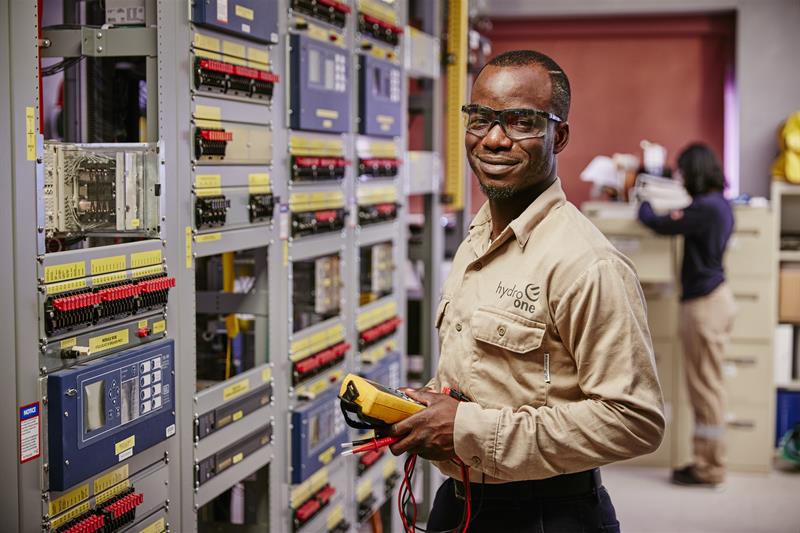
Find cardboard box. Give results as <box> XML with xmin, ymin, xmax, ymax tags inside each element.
<box><xmin>779</xmin><ymin>266</ymin><xmax>800</xmax><ymax>323</ymax></box>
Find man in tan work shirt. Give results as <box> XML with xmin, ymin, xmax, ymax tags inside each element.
<box><xmin>388</xmin><ymin>50</ymin><xmax>665</xmax><ymax>532</ymax></box>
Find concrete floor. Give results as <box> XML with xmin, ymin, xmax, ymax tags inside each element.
<box><xmin>602</xmin><ymin>465</ymin><xmax>800</xmax><ymax>533</ymax></box>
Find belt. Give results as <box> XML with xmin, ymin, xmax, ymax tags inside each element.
<box><xmin>453</xmin><ymin>469</ymin><xmax>602</xmax><ymax>501</ymax></box>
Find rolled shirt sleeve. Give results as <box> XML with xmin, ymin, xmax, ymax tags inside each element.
<box><xmin>452</xmin><ymin>258</ymin><xmax>666</xmax><ymax>480</ymax></box>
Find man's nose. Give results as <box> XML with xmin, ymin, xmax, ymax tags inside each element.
<box><xmin>482</xmin><ymin>122</ymin><xmax>513</xmax><ymax>150</ymax></box>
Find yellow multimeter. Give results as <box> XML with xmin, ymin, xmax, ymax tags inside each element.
<box><xmin>338</xmin><ymin>374</ymin><xmax>425</xmax><ymax>430</ymax></box>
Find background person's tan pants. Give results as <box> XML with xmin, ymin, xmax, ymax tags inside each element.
<box><xmin>679</xmin><ymin>283</ymin><xmax>736</xmax><ymax>483</ymax></box>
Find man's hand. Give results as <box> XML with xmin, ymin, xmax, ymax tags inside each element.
<box><xmin>387</xmin><ymin>389</ymin><xmax>459</xmax><ymax>461</ymax></box>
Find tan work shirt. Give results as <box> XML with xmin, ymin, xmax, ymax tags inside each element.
<box><xmin>429</xmin><ymin>178</ymin><xmax>665</xmax><ymax>482</ymax></box>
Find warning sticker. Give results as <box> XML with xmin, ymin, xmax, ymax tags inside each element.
<box><xmin>19</xmin><ymin>402</ymin><xmax>40</xmax><ymax>463</ymax></box>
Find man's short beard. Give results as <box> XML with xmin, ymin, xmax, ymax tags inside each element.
<box><xmin>480</xmin><ymin>182</ymin><xmax>517</xmax><ymax>201</ymax></box>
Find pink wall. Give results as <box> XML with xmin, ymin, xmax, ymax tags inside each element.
<box><xmin>467</xmin><ymin>14</ymin><xmax>735</xmax><ymax>212</ymax></box>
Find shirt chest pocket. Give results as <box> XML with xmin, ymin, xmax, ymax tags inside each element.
<box><xmin>470</xmin><ymin>306</ymin><xmax>550</xmax><ymax>408</ymax></box>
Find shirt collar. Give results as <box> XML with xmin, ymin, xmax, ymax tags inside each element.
<box><xmin>468</xmin><ymin>177</ymin><xmax>567</xmax><ymax>252</ymax></box>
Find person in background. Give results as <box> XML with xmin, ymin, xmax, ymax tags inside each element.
<box><xmin>638</xmin><ymin>143</ymin><xmax>736</xmax><ymax>487</ymax></box>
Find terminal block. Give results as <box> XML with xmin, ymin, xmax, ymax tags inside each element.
<box><xmin>44</xmin><ymin>274</ymin><xmax>176</xmax><ymax>336</ymax></box>
<box><xmin>384</xmin><ymin>470</ymin><xmax>401</xmax><ymax>496</ymax></box>
<box><xmin>357</xmin><ymin>491</ymin><xmax>377</xmax><ymax>523</ymax></box>
<box><xmin>328</xmin><ymin>518</ymin><xmax>351</xmax><ymax>533</ymax></box>
<box><xmin>357</xmin><ymin>202</ymin><xmax>398</xmax><ymax>226</ymax></box>
<box><xmin>248</xmin><ymin>192</ymin><xmax>275</xmax><ymax>222</ymax></box>
<box><xmin>291</xmin><ymin>156</ymin><xmax>349</xmax><ymax>182</ymax></box>
<box><xmin>357</xmin><ymin>448</ymin><xmax>385</xmax><ymax>475</ymax></box>
<box><xmin>53</xmin><ymin>487</ymin><xmax>144</xmax><ymax>533</ymax></box>
<box><xmin>359</xmin><ymin>316</ymin><xmax>402</xmax><ymax>349</ymax></box>
<box><xmin>293</xmin><ymin>484</ymin><xmax>336</xmax><ymax>531</ymax></box>
<box><xmin>358</xmin><ymin>13</ymin><xmax>403</xmax><ymax>46</ymax></box>
<box><xmin>194</xmin><ymin>57</ymin><xmax>280</xmax><ymax>101</ymax></box>
<box><xmin>291</xmin><ymin>208</ymin><xmax>347</xmax><ymax>238</ymax></box>
<box><xmin>44</xmin><ymin>287</ymin><xmax>99</xmax><ymax>334</ymax></box>
<box><xmin>291</xmin><ymin>0</ymin><xmax>351</xmax><ymax>27</ymax></box>
<box><xmin>358</xmin><ymin>157</ymin><xmax>400</xmax><ymax>178</ymax></box>
<box><xmin>195</xmin><ymin>194</ymin><xmax>230</xmax><ymax>228</ymax></box>
<box><xmin>292</xmin><ymin>340</ymin><xmax>350</xmax><ymax>385</ymax></box>
<box><xmin>195</xmin><ymin>128</ymin><xmax>232</xmax><ymax>159</ymax></box>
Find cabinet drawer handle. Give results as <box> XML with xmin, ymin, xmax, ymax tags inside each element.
<box><xmin>733</xmin><ymin>293</ymin><xmax>759</xmax><ymax>301</ymax></box>
<box><xmin>723</xmin><ymin>357</ymin><xmax>757</xmax><ymax>366</ymax></box>
<box><xmin>728</xmin><ymin>420</ymin><xmax>756</xmax><ymax>429</ymax></box>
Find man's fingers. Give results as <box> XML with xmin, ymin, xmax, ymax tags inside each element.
<box><xmin>389</xmin><ymin>433</ymin><xmax>416</xmax><ymax>456</ymax></box>
<box><xmin>404</xmin><ymin>388</ymin><xmax>438</xmax><ymax>405</ymax></box>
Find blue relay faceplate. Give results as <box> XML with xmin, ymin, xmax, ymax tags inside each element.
<box><xmin>192</xmin><ymin>0</ymin><xmax>279</xmax><ymax>44</ymax></box>
<box><xmin>359</xmin><ymin>54</ymin><xmax>403</xmax><ymax>137</ymax></box>
<box><xmin>360</xmin><ymin>349</ymin><xmax>402</xmax><ymax>389</ymax></box>
<box><xmin>290</xmin><ymin>33</ymin><xmax>352</xmax><ymax>133</ymax></box>
<box><xmin>47</xmin><ymin>340</ymin><xmax>176</xmax><ymax>491</ymax></box>
<box><xmin>291</xmin><ymin>388</ymin><xmax>348</xmax><ymax>484</ymax></box>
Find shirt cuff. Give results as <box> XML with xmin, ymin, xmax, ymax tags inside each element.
<box><xmin>454</xmin><ymin>401</ymin><xmax>500</xmax><ymax>474</ymax></box>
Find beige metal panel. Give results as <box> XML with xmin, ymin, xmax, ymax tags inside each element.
<box><xmin>642</xmin><ymin>286</ymin><xmax>679</xmax><ymax>340</ymax></box>
<box><xmin>607</xmin><ymin>235</ymin><xmax>676</xmax><ymax>283</ymax></box>
<box><xmin>723</xmin><ymin>341</ymin><xmax>773</xmax><ymax>406</ymax></box>
<box><xmin>725</xmin><ymin>403</ymin><xmax>775</xmax><ymax>473</ymax></box>
<box><xmin>729</xmin><ymin>278</ymin><xmax>775</xmax><ymax>341</ymax></box>
<box><xmin>652</xmin><ymin>339</ymin><xmax>676</xmax><ymax>402</ymax></box>
<box><xmin>725</xmin><ymin>206</ymin><xmax>775</xmax><ymax>278</ymax></box>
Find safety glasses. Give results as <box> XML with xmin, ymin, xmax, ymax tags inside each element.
<box><xmin>461</xmin><ymin>104</ymin><xmax>563</xmax><ymax>140</ymax></box>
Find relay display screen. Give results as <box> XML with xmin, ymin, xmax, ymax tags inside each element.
<box><xmin>83</xmin><ymin>381</ymin><xmax>106</xmax><ymax>432</ymax></box>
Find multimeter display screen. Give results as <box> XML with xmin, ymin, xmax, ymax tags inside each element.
<box><xmin>83</xmin><ymin>381</ymin><xmax>106</xmax><ymax>432</ymax></box>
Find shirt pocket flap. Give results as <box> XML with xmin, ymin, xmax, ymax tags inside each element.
<box><xmin>470</xmin><ymin>306</ymin><xmax>546</xmax><ymax>353</ymax></box>
<box><xmin>435</xmin><ymin>298</ymin><xmax>449</xmax><ymax>329</ymax></box>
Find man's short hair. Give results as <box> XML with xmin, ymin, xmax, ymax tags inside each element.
<box><xmin>483</xmin><ymin>50</ymin><xmax>571</xmax><ymax>121</ymax></box>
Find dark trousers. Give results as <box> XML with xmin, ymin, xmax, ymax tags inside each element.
<box><xmin>427</xmin><ymin>478</ymin><xmax>621</xmax><ymax>533</ymax></box>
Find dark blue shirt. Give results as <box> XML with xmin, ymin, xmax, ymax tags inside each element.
<box><xmin>638</xmin><ymin>192</ymin><xmax>734</xmax><ymax>301</ymax></box>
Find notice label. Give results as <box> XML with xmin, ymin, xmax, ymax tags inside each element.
<box><xmin>19</xmin><ymin>402</ymin><xmax>40</xmax><ymax>463</ymax></box>
<box><xmin>217</xmin><ymin>0</ymin><xmax>229</xmax><ymax>23</ymax></box>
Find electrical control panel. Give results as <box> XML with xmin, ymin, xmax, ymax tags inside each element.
<box><xmin>359</xmin><ymin>53</ymin><xmax>402</xmax><ymax>137</ymax></box>
<box><xmin>196</xmin><ymin>382</ymin><xmax>273</xmax><ymax>439</ymax></box>
<box><xmin>290</xmin><ymin>467</ymin><xmax>346</xmax><ymax>532</ymax></box>
<box><xmin>360</xmin><ymin>242</ymin><xmax>394</xmax><ymax>304</ymax></box>
<box><xmin>290</xmin><ymin>0</ymin><xmax>351</xmax><ymax>28</ymax></box>
<box><xmin>356</xmin><ymin>300</ymin><xmax>401</xmax><ymax>352</ymax></box>
<box><xmin>357</xmin><ymin>0</ymin><xmax>403</xmax><ymax>47</ymax></box>
<box><xmin>39</xmin><ymin>244</ymin><xmax>174</xmax><ymax>363</ymax></box>
<box><xmin>290</xmin><ymin>323</ymin><xmax>349</xmax><ymax>388</ymax></box>
<box><xmin>291</xmin><ymin>389</ymin><xmax>347</xmax><ymax>484</ymax></box>
<box><xmin>357</xmin><ymin>185</ymin><xmax>399</xmax><ymax>226</ymax></box>
<box><xmin>356</xmin><ymin>138</ymin><xmax>401</xmax><ymax>180</ymax></box>
<box><xmin>43</xmin><ymin>142</ymin><xmax>161</xmax><ymax>238</ymax></box>
<box><xmin>289</xmin><ymin>136</ymin><xmax>350</xmax><ymax>182</ymax></box>
<box><xmin>289</xmin><ymin>30</ymin><xmax>351</xmax><ymax>133</ymax></box>
<box><xmin>191</xmin><ymin>0</ymin><xmax>279</xmax><ymax>44</ymax></box>
<box><xmin>46</xmin><ymin>340</ymin><xmax>176</xmax><ymax>491</ymax></box>
<box><xmin>195</xmin><ymin>424</ymin><xmax>274</xmax><ymax>485</ymax></box>
<box><xmin>293</xmin><ymin>253</ymin><xmax>342</xmax><ymax>331</ymax></box>
<box><xmin>193</xmin><ymin>119</ymin><xmax>273</xmax><ymax>164</ymax></box>
<box><xmin>290</xmin><ymin>191</ymin><xmax>347</xmax><ymax>238</ymax></box>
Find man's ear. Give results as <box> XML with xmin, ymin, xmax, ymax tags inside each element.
<box><xmin>553</xmin><ymin>122</ymin><xmax>570</xmax><ymax>154</ymax></box>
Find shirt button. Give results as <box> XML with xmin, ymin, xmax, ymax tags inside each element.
<box><xmin>472</xmin><ymin>456</ymin><xmax>481</xmax><ymax>466</ymax></box>
<box><xmin>455</xmin><ymin>323</ymin><xmax>462</xmax><ymax>332</ymax></box>
<box><xmin>497</xmin><ymin>325</ymin><xmax>506</xmax><ymax>336</ymax></box>
<box><xmin>474</xmin><ymin>262</ymin><xmax>482</xmax><ymax>271</ymax></box>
